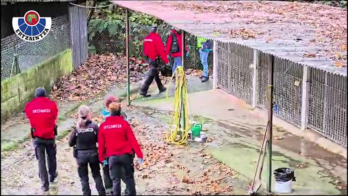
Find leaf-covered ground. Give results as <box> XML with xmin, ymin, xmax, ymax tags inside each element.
<box><xmin>1</xmin><ymin>107</ymin><xmax>240</xmax><ymax>195</ymax></box>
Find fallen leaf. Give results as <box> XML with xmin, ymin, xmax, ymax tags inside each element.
<box><xmin>334</xmin><ymin>61</ymin><xmax>344</xmax><ymax>68</ymax></box>
<box><xmin>303</xmin><ymin>53</ymin><xmax>316</xmax><ymax>58</ymax></box>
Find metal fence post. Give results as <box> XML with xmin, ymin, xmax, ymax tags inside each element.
<box><xmin>213</xmin><ymin>41</ymin><xmax>218</xmax><ymax>89</ymax></box>
<box><xmin>267</xmin><ymin>54</ymin><xmax>274</xmax><ymax>193</ymax></box>
<box><xmin>300</xmin><ymin>66</ymin><xmax>310</xmax><ymax>130</ymax></box>
<box><xmin>125</xmin><ymin>8</ymin><xmax>130</xmax><ymax>106</ymax></box>
<box><xmin>252</xmin><ymin>49</ymin><xmax>260</xmax><ymax>108</ymax></box>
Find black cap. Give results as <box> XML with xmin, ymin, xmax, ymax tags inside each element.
<box><xmin>35</xmin><ymin>87</ymin><xmax>46</xmax><ymax>97</ymax></box>
<box><xmin>150</xmin><ymin>26</ymin><xmax>157</xmax><ymax>33</ymax></box>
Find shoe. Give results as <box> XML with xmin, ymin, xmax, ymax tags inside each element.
<box><xmin>159</xmin><ymin>87</ymin><xmax>167</xmax><ymax>93</ymax></box>
<box><xmin>50</xmin><ymin>172</ymin><xmax>58</xmax><ymax>183</ymax></box>
<box><xmin>123</xmin><ymin>190</ymin><xmax>130</xmax><ymax>195</ymax></box>
<box><xmin>201</xmin><ymin>76</ymin><xmax>209</xmax><ymax>83</ymax></box>
<box><xmin>106</xmin><ymin>188</ymin><xmax>113</xmax><ymax>195</ymax></box>
<box><xmin>139</xmin><ymin>92</ymin><xmax>151</xmax><ymax>97</ymax></box>
<box><xmin>41</xmin><ymin>186</ymin><xmax>49</xmax><ymax>192</ymax></box>
<box><xmin>199</xmin><ymin>75</ymin><xmax>204</xmax><ymax>79</ymax></box>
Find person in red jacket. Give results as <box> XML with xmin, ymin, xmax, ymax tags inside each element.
<box><xmin>166</xmin><ymin>27</ymin><xmax>189</xmax><ymax>74</ymax></box>
<box><xmin>140</xmin><ymin>26</ymin><xmax>169</xmax><ymax>97</ymax></box>
<box><xmin>98</xmin><ymin>102</ymin><xmax>143</xmax><ymax>196</ymax></box>
<box><xmin>24</xmin><ymin>87</ymin><xmax>59</xmax><ymax>192</ymax></box>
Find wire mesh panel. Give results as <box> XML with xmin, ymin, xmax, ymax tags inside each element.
<box><xmin>1</xmin><ymin>15</ymin><xmax>70</xmax><ymax>80</ymax></box>
<box><xmin>217</xmin><ymin>42</ymin><xmax>229</xmax><ymax>90</ymax></box>
<box><xmin>258</xmin><ymin>54</ymin><xmax>303</xmax><ymax>127</ymax></box>
<box><xmin>308</xmin><ymin>68</ymin><xmax>326</xmax><ymax>131</ymax></box>
<box><xmin>325</xmin><ymin>73</ymin><xmax>347</xmax><ymax>147</ymax></box>
<box><xmin>308</xmin><ymin>68</ymin><xmax>347</xmax><ymax>147</ymax></box>
<box><xmin>273</xmin><ymin>58</ymin><xmax>303</xmax><ymax>126</ymax></box>
<box><xmin>225</xmin><ymin>43</ymin><xmax>253</xmax><ymax>104</ymax></box>
<box><xmin>257</xmin><ymin>52</ymin><xmax>270</xmax><ymax>109</ymax></box>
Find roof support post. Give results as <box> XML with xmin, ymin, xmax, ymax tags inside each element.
<box><xmin>300</xmin><ymin>66</ymin><xmax>310</xmax><ymax>131</ymax></box>
<box><xmin>252</xmin><ymin>49</ymin><xmax>260</xmax><ymax>108</ymax></box>
<box><xmin>213</xmin><ymin>40</ymin><xmax>218</xmax><ymax>89</ymax></box>
<box><xmin>125</xmin><ymin>8</ymin><xmax>130</xmax><ymax>106</ymax></box>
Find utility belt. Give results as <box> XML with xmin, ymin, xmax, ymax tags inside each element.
<box><xmin>148</xmin><ymin>57</ymin><xmax>161</xmax><ymax>67</ymax></box>
<box><xmin>102</xmin><ymin>149</ymin><xmax>136</xmax><ymax>163</ymax></box>
<box><xmin>30</xmin><ymin>125</ymin><xmax>58</xmax><ymax>139</ymax></box>
<box><xmin>73</xmin><ymin>147</ymin><xmax>97</xmax><ymax>158</ymax></box>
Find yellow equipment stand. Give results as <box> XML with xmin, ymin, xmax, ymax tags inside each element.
<box><xmin>166</xmin><ymin>66</ymin><xmax>191</xmax><ymax>145</ymax></box>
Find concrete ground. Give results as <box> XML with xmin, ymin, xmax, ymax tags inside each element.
<box><xmin>132</xmin><ymin>77</ymin><xmax>347</xmax><ymax>195</ymax></box>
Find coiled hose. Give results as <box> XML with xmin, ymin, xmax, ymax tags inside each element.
<box><xmin>165</xmin><ymin>66</ymin><xmax>190</xmax><ymax>145</ymax></box>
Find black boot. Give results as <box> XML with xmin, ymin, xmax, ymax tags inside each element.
<box><xmin>201</xmin><ymin>76</ymin><xmax>209</xmax><ymax>83</ymax></box>
<box><xmin>139</xmin><ymin>91</ymin><xmax>151</xmax><ymax>97</ymax></box>
<box><xmin>159</xmin><ymin>86</ymin><xmax>167</xmax><ymax>93</ymax></box>
<box><xmin>50</xmin><ymin>172</ymin><xmax>58</xmax><ymax>183</ymax></box>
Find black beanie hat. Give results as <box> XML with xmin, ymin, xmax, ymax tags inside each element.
<box><xmin>150</xmin><ymin>26</ymin><xmax>157</xmax><ymax>33</ymax></box>
<box><xmin>35</xmin><ymin>87</ymin><xmax>46</xmax><ymax>97</ymax></box>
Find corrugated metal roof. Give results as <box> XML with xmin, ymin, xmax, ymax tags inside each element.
<box><xmin>113</xmin><ymin>1</ymin><xmax>347</xmax><ymax>76</ymax></box>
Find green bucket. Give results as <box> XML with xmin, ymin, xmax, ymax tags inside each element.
<box><xmin>191</xmin><ymin>123</ymin><xmax>202</xmax><ymax>139</ymax></box>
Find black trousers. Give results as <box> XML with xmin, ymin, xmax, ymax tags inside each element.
<box><xmin>33</xmin><ymin>138</ymin><xmax>57</xmax><ymax>189</ymax></box>
<box><xmin>140</xmin><ymin>59</ymin><xmax>165</xmax><ymax>94</ymax></box>
<box><xmin>109</xmin><ymin>154</ymin><xmax>136</xmax><ymax>196</ymax></box>
<box><xmin>76</xmin><ymin>150</ymin><xmax>106</xmax><ymax>196</ymax></box>
<box><xmin>103</xmin><ymin>162</ymin><xmax>128</xmax><ymax>194</ymax></box>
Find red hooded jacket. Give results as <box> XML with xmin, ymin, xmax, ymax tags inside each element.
<box><xmin>143</xmin><ymin>32</ymin><xmax>169</xmax><ymax>64</ymax></box>
<box><xmin>25</xmin><ymin>97</ymin><xmax>58</xmax><ymax>139</ymax></box>
<box><xmin>98</xmin><ymin>116</ymin><xmax>143</xmax><ymax>162</ymax></box>
<box><xmin>166</xmin><ymin>30</ymin><xmax>189</xmax><ymax>58</ymax></box>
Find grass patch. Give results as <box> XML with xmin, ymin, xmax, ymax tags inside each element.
<box><xmin>191</xmin><ymin>115</ymin><xmax>213</xmax><ymax>124</ymax></box>
<box><xmin>56</xmin><ymin>129</ymin><xmax>72</xmax><ymax>140</ymax></box>
<box><xmin>1</xmin><ymin>132</ymin><xmax>31</xmax><ymax>152</ymax></box>
<box><xmin>58</xmin><ymin>114</ymin><xmax>66</xmax><ymax>121</ymax></box>
<box><xmin>65</xmin><ymin>101</ymin><xmax>86</xmax><ymax>117</ymax></box>
<box><xmin>1</xmin><ymin>141</ymin><xmax>18</xmax><ymax>151</ymax></box>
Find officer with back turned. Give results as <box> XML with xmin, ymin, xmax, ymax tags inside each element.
<box><xmin>24</xmin><ymin>87</ymin><xmax>59</xmax><ymax>192</ymax></box>
<box><xmin>69</xmin><ymin>105</ymin><xmax>106</xmax><ymax>196</ymax></box>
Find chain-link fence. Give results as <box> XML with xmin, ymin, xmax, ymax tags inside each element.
<box><xmin>1</xmin><ymin>15</ymin><xmax>70</xmax><ymax>80</ymax></box>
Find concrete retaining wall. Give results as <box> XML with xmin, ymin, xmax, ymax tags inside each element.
<box><xmin>1</xmin><ymin>49</ymin><xmax>73</xmax><ymax>123</ymax></box>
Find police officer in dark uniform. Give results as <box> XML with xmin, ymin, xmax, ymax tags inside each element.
<box><xmin>140</xmin><ymin>26</ymin><xmax>169</xmax><ymax>97</ymax></box>
<box><xmin>69</xmin><ymin>105</ymin><xmax>106</xmax><ymax>196</ymax></box>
